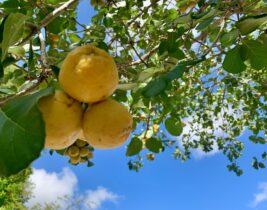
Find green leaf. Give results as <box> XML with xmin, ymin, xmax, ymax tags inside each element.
<box><xmin>126</xmin><ymin>137</ymin><xmax>143</xmax><ymax>156</ymax></box>
<box><xmin>28</xmin><ymin>41</ymin><xmax>34</xmax><ymax>72</ymax></box>
<box><xmin>159</xmin><ymin>31</ymin><xmax>184</xmax><ymax>55</ymax></box>
<box><xmin>159</xmin><ymin>40</ymin><xmax>168</xmax><ymax>55</ymax></box>
<box><xmin>196</xmin><ymin>17</ymin><xmax>214</xmax><ymax>31</ymax></box>
<box><xmin>69</xmin><ymin>33</ymin><xmax>81</xmax><ymax>43</ymax></box>
<box><xmin>142</xmin><ymin>77</ymin><xmax>168</xmax><ymax>98</ymax></box>
<box><xmin>220</xmin><ymin>29</ymin><xmax>239</xmax><ymax>47</ymax></box>
<box><xmin>243</xmin><ymin>40</ymin><xmax>267</xmax><ymax>70</ymax></box>
<box><xmin>0</xmin><ymin>15</ymin><xmax>8</xmax><ymax>43</ymax></box>
<box><xmin>236</xmin><ymin>15</ymin><xmax>267</xmax><ymax>35</ymax></box>
<box><xmin>46</xmin><ymin>16</ymin><xmax>65</xmax><ymax>34</ymax></box>
<box><xmin>0</xmin><ymin>88</ymin><xmax>15</xmax><ymax>95</ymax></box>
<box><xmin>165</xmin><ymin>57</ymin><xmax>205</xmax><ymax>81</ymax></box>
<box><xmin>0</xmin><ymin>87</ymin><xmax>54</xmax><ymax>177</ymax></box>
<box><xmin>138</xmin><ymin>67</ymin><xmax>161</xmax><ymax>82</ymax></box>
<box><xmin>103</xmin><ymin>17</ymin><xmax>113</xmax><ymax>27</ymax></box>
<box><xmin>165</xmin><ymin>117</ymin><xmax>183</xmax><ymax>136</ymax></box>
<box><xmin>2</xmin><ymin>56</ymin><xmax>17</xmax><ymax>68</ymax></box>
<box><xmin>1</xmin><ymin>13</ymin><xmax>28</xmax><ymax>61</ymax></box>
<box><xmin>166</xmin><ymin>65</ymin><xmax>186</xmax><ymax>81</ymax></box>
<box><xmin>223</xmin><ymin>46</ymin><xmax>246</xmax><ymax>74</ymax></box>
<box><xmin>0</xmin><ymin>62</ymin><xmax>3</xmax><ymax>78</ymax></box>
<box><xmin>145</xmin><ymin>138</ymin><xmax>164</xmax><ymax>153</ymax></box>
<box><xmin>8</xmin><ymin>46</ymin><xmax>25</xmax><ymax>57</ymax></box>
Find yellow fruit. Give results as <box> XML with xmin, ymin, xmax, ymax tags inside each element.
<box><xmin>38</xmin><ymin>90</ymin><xmax>83</xmax><ymax>150</ymax></box>
<box><xmin>59</xmin><ymin>45</ymin><xmax>119</xmax><ymax>103</ymax></box>
<box><xmin>87</xmin><ymin>151</ymin><xmax>94</xmax><ymax>159</ymax></box>
<box><xmin>75</xmin><ymin>138</ymin><xmax>87</xmax><ymax>147</ymax></box>
<box><xmin>79</xmin><ymin>158</ymin><xmax>87</xmax><ymax>163</ymax></box>
<box><xmin>153</xmin><ymin>124</ymin><xmax>160</xmax><ymax>133</ymax></box>
<box><xmin>67</xmin><ymin>145</ymin><xmax>80</xmax><ymax>157</ymax></box>
<box><xmin>83</xmin><ymin>98</ymin><xmax>133</xmax><ymax>149</ymax></box>
<box><xmin>80</xmin><ymin>147</ymin><xmax>89</xmax><ymax>157</ymax></box>
<box><xmin>70</xmin><ymin>156</ymin><xmax>81</xmax><ymax>165</ymax></box>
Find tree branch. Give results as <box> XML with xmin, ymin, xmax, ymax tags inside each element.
<box><xmin>122</xmin><ymin>45</ymin><xmax>159</xmax><ymax>68</ymax></box>
<box><xmin>203</xmin><ymin>17</ymin><xmax>226</xmax><ymax>57</ymax></box>
<box><xmin>126</xmin><ymin>2</ymin><xmax>157</xmax><ymax>27</ymax></box>
<box><xmin>38</xmin><ymin>31</ymin><xmax>49</xmax><ymax>68</ymax></box>
<box><xmin>0</xmin><ymin>78</ymin><xmax>44</xmax><ymax>107</ymax></box>
<box><xmin>17</xmin><ymin>0</ymin><xmax>79</xmax><ymax>46</ymax></box>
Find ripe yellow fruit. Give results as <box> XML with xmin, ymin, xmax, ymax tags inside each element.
<box><xmin>59</xmin><ymin>45</ymin><xmax>119</xmax><ymax>103</ymax></box>
<box><xmin>83</xmin><ymin>98</ymin><xmax>133</xmax><ymax>149</ymax></box>
<box><xmin>38</xmin><ymin>90</ymin><xmax>83</xmax><ymax>150</ymax></box>
<box><xmin>75</xmin><ymin>138</ymin><xmax>87</xmax><ymax>147</ymax></box>
<box><xmin>67</xmin><ymin>145</ymin><xmax>80</xmax><ymax>157</ymax></box>
<box><xmin>87</xmin><ymin>151</ymin><xmax>94</xmax><ymax>159</ymax></box>
<box><xmin>70</xmin><ymin>156</ymin><xmax>81</xmax><ymax>165</ymax></box>
<box><xmin>80</xmin><ymin>147</ymin><xmax>89</xmax><ymax>157</ymax></box>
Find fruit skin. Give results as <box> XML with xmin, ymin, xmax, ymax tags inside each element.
<box><xmin>67</xmin><ymin>145</ymin><xmax>80</xmax><ymax>157</ymax></box>
<box><xmin>70</xmin><ymin>156</ymin><xmax>81</xmax><ymax>165</ymax></box>
<box><xmin>75</xmin><ymin>138</ymin><xmax>87</xmax><ymax>147</ymax></box>
<box><xmin>83</xmin><ymin>98</ymin><xmax>133</xmax><ymax>149</ymax></box>
<box><xmin>38</xmin><ymin>90</ymin><xmax>83</xmax><ymax>150</ymax></box>
<box><xmin>59</xmin><ymin>45</ymin><xmax>119</xmax><ymax>103</ymax></box>
<box><xmin>80</xmin><ymin>147</ymin><xmax>89</xmax><ymax>157</ymax></box>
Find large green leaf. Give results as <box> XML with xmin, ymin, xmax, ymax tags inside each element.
<box><xmin>220</xmin><ymin>29</ymin><xmax>239</xmax><ymax>47</ymax></box>
<box><xmin>142</xmin><ymin>77</ymin><xmax>168</xmax><ymax>98</ymax></box>
<box><xmin>236</xmin><ymin>15</ymin><xmax>267</xmax><ymax>35</ymax></box>
<box><xmin>196</xmin><ymin>17</ymin><xmax>214</xmax><ymax>31</ymax></box>
<box><xmin>138</xmin><ymin>67</ymin><xmax>161</xmax><ymax>82</ymax></box>
<box><xmin>223</xmin><ymin>46</ymin><xmax>246</xmax><ymax>74</ymax></box>
<box><xmin>159</xmin><ymin>31</ymin><xmax>184</xmax><ymax>55</ymax></box>
<box><xmin>165</xmin><ymin>117</ymin><xmax>183</xmax><ymax>136</ymax></box>
<box><xmin>1</xmin><ymin>13</ymin><xmax>28</xmax><ymax>61</ymax></box>
<box><xmin>126</xmin><ymin>137</ymin><xmax>143</xmax><ymax>156</ymax></box>
<box><xmin>165</xmin><ymin>65</ymin><xmax>186</xmax><ymax>81</ymax></box>
<box><xmin>0</xmin><ymin>87</ymin><xmax>54</xmax><ymax>177</ymax></box>
<box><xmin>243</xmin><ymin>40</ymin><xmax>267</xmax><ymax>70</ymax></box>
<box><xmin>145</xmin><ymin>138</ymin><xmax>164</xmax><ymax>153</ymax></box>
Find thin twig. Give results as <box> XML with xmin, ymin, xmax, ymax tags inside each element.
<box><xmin>38</xmin><ymin>31</ymin><xmax>49</xmax><ymax>68</ymax></box>
<box><xmin>17</xmin><ymin>0</ymin><xmax>79</xmax><ymax>46</ymax></box>
<box><xmin>122</xmin><ymin>45</ymin><xmax>159</xmax><ymax>67</ymax></box>
<box><xmin>203</xmin><ymin>17</ymin><xmax>226</xmax><ymax>57</ymax></box>
<box><xmin>0</xmin><ymin>78</ymin><xmax>44</xmax><ymax>107</ymax></box>
<box><xmin>144</xmin><ymin>102</ymin><xmax>152</xmax><ymax>139</ymax></box>
<box><xmin>126</xmin><ymin>1</ymin><xmax>157</xmax><ymax>27</ymax></box>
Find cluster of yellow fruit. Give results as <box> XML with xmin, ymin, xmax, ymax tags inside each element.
<box><xmin>66</xmin><ymin>139</ymin><xmax>94</xmax><ymax>165</ymax></box>
<box><xmin>38</xmin><ymin>45</ymin><xmax>133</xmax><ymax>157</ymax></box>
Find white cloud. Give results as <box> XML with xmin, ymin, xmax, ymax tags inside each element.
<box><xmin>251</xmin><ymin>182</ymin><xmax>267</xmax><ymax>208</ymax></box>
<box><xmin>26</xmin><ymin>168</ymin><xmax>120</xmax><ymax>210</ymax></box>
<box><xmin>85</xmin><ymin>186</ymin><xmax>120</xmax><ymax>210</ymax></box>
<box><xmin>27</xmin><ymin>167</ymin><xmax>77</xmax><ymax>208</ymax></box>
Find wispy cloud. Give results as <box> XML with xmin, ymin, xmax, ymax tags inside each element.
<box><xmin>85</xmin><ymin>186</ymin><xmax>120</xmax><ymax>210</ymax></box>
<box><xmin>26</xmin><ymin>168</ymin><xmax>120</xmax><ymax>210</ymax></box>
<box><xmin>251</xmin><ymin>182</ymin><xmax>267</xmax><ymax>208</ymax></box>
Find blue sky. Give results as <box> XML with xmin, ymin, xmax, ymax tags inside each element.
<box><xmin>29</xmin><ymin>1</ymin><xmax>267</xmax><ymax>210</ymax></box>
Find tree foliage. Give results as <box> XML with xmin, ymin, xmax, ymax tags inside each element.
<box><xmin>0</xmin><ymin>0</ymin><xmax>267</xmax><ymax>176</ymax></box>
<box><xmin>0</xmin><ymin>168</ymin><xmax>31</xmax><ymax>209</ymax></box>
